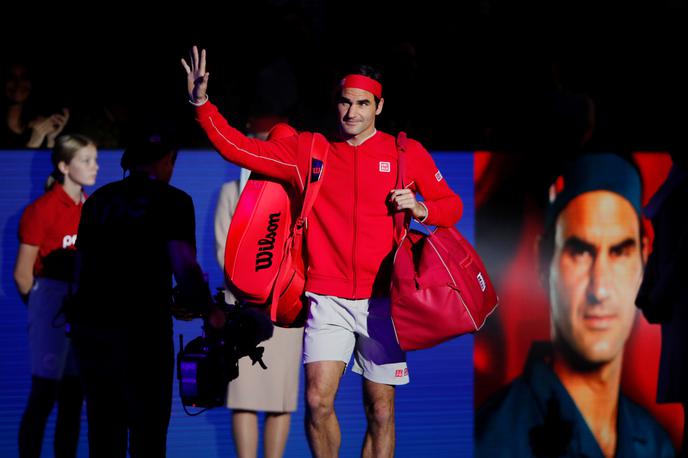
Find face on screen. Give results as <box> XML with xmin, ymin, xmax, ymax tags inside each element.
<box><xmin>548</xmin><ymin>191</ymin><xmax>644</xmax><ymax>366</ymax></box>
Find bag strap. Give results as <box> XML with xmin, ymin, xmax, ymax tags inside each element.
<box><xmin>296</xmin><ymin>132</ymin><xmax>329</xmax><ymax>230</ymax></box>
<box><xmin>269</xmin><ymin>133</ymin><xmax>329</xmax><ymax>323</ymax></box>
<box><xmin>394</xmin><ymin>132</ymin><xmax>409</xmax><ymax>244</ymax></box>
<box><xmin>394</xmin><ymin>132</ymin><xmax>440</xmax><ymax>243</ymax></box>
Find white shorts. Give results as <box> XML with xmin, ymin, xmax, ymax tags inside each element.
<box><xmin>303</xmin><ymin>292</ymin><xmax>409</xmax><ymax>385</ymax></box>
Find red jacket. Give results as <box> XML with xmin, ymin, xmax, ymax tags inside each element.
<box><xmin>197</xmin><ymin>101</ymin><xmax>462</xmax><ymax>299</ymax></box>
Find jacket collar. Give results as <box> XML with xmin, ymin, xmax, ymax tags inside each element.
<box><xmin>52</xmin><ymin>184</ymin><xmax>84</xmax><ymax>207</ymax></box>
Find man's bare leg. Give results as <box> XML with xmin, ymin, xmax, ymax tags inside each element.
<box><xmin>305</xmin><ymin>361</ymin><xmax>345</xmax><ymax>458</ymax></box>
<box><xmin>361</xmin><ymin>379</ymin><xmax>395</xmax><ymax>458</ymax></box>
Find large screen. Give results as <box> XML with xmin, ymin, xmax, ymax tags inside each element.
<box><xmin>474</xmin><ymin>152</ymin><xmax>683</xmax><ymax>456</ymax></box>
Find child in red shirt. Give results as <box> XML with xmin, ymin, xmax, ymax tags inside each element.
<box><xmin>14</xmin><ymin>134</ymin><xmax>99</xmax><ymax>458</ymax></box>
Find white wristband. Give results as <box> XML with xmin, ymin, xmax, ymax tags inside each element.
<box><xmin>189</xmin><ymin>95</ymin><xmax>209</xmax><ymax>106</ymax></box>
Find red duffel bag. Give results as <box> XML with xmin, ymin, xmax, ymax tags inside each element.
<box><xmin>390</xmin><ymin>133</ymin><xmax>498</xmax><ymax>351</ymax></box>
<box><xmin>224</xmin><ymin>125</ymin><xmax>329</xmax><ymax>327</ymax></box>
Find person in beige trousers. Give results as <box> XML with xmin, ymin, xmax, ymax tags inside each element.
<box><xmin>215</xmin><ymin>161</ymin><xmax>303</xmax><ymax>457</ymax></box>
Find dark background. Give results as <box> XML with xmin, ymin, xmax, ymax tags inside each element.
<box><xmin>2</xmin><ymin>1</ymin><xmax>686</xmax><ymax>151</ymax></box>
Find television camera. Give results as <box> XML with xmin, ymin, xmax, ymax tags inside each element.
<box><xmin>175</xmin><ymin>290</ymin><xmax>274</xmax><ymax>412</ymax></box>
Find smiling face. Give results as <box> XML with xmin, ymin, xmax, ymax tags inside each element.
<box><xmin>336</xmin><ymin>87</ymin><xmax>383</xmax><ymax>144</ymax></box>
<box><xmin>548</xmin><ymin>191</ymin><xmax>644</xmax><ymax>367</ymax></box>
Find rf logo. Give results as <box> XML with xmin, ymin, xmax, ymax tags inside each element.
<box><xmin>311</xmin><ymin>159</ymin><xmax>324</xmax><ymax>182</ymax></box>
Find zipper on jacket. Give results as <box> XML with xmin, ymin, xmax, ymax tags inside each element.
<box><xmin>352</xmin><ymin>145</ymin><xmax>358</xmax><ymax>298</ymax></box>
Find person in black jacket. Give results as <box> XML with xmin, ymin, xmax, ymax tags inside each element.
<box><xmin>72</xmin><ymin>135</ymin><xmax>222</xmax><ymax>457</ymax></box>
<box><xmin>637</xmin><ymin>151</ymin><xmax>688</xmax><ymax>457</ymax></box>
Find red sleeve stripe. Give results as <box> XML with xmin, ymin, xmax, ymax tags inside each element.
<box><xmin>207</xmin><ymin>116</ymin><xmax>304</xmax><ymax>190</ymax></box>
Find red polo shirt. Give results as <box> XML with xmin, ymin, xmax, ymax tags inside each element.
<box><xmin>18</xmin><ymin>184</ymin><xmax>84</xmax><ymax>277</ymax></box>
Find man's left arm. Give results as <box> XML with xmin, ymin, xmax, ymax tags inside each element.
<box><xmin>406</xmin><ymin>141</ymin><xmax>463</xmax><ymax>227</ymax></box>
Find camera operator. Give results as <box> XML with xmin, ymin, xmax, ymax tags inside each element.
<box><xmin>71</xmin><ymin>134</ymin><xmax>223</xmax><ymax>457</ymax></box>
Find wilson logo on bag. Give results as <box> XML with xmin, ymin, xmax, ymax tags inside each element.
<box><xmin>255</xmin><ymin>212</ymin><xmax>282</xmax><ymax>271</ymax></box>
<box><xmin>225</xmin><ymin>174</ymin><xmax>293</xmax><ymax>304</ymax></box>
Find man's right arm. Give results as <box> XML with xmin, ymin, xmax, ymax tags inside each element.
<box><xmin>169</xmin><ymin>239</ymin><xmax>212</xmax><ymax>306</ymax></box>
<box><xmin>168</xmin><ymin>239</ymin><xmax>224</xmax><ymax>327</ymax></box>
<box><xmin>168</xmin><ymin>191</ymin><xmax>224</xmax><ymax>327</ymax></box>
<box><xmin>182</xmin><ymin>46</ymin><xmax>303</xmax><ymax>189</ymax></box>
<box><xmin>195</xmin><ymin>101</ymin><xmax>303</xmax><ymax>189</ymax></box>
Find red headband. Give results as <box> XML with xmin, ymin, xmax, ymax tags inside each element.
<box><xmin>341</xmin><ymin>74</ymin><xmax>382</xmax><ymax>99</ymax></box>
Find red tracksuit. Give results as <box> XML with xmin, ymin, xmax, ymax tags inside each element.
<box><xmin>196</xmin><ymin>101</ymin><xmax>462</xmax><ymax>299</ymax></box>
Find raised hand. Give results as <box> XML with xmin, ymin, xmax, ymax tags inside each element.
<box><xmin>46</xmin><ymin>108</ymin><xmax>70</xmax><ymax>147</ymax></box>
<box><xmin>181</xmin><ymin>45</ymin><xmax>209</xmax><ymax>104</ymax></box>
<box><xmin>25</xmin><ymin>116</ymin><xmax>56</xmax><ymax>148</ymax></box>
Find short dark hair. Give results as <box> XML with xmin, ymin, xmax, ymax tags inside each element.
<box><xmin>348</xmin><ymin>64</ymin><xmax>383</xmax><ymax>83</ymax></box>
<box><xmin>538</xmin><ymin>153</ymin><xmax>646</xmax><ymax>284</ymax></box>
<box><xmin>543</xmin><ymin>153</ymin><xmax>642</xmax><ymax>230</ymax></box>
<box><xmin>120</xmin><ymin>134</ymin><xmax>178</xmax><ymax>172</ymax></box>
<box><xmin>339</xmin><ymin>64</ymin><xmax>384</xmax><ymax>105</ymax></box>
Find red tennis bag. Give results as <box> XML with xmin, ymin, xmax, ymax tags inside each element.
<box><xmin>224</xmin><ymin>126</ymin><xmax>329</xmax><ymax>327</ymax></box>
<box><xmin>390</xmin><ymin>133</ymin><xmax>498</xmax><ymax>350</ymax></box>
